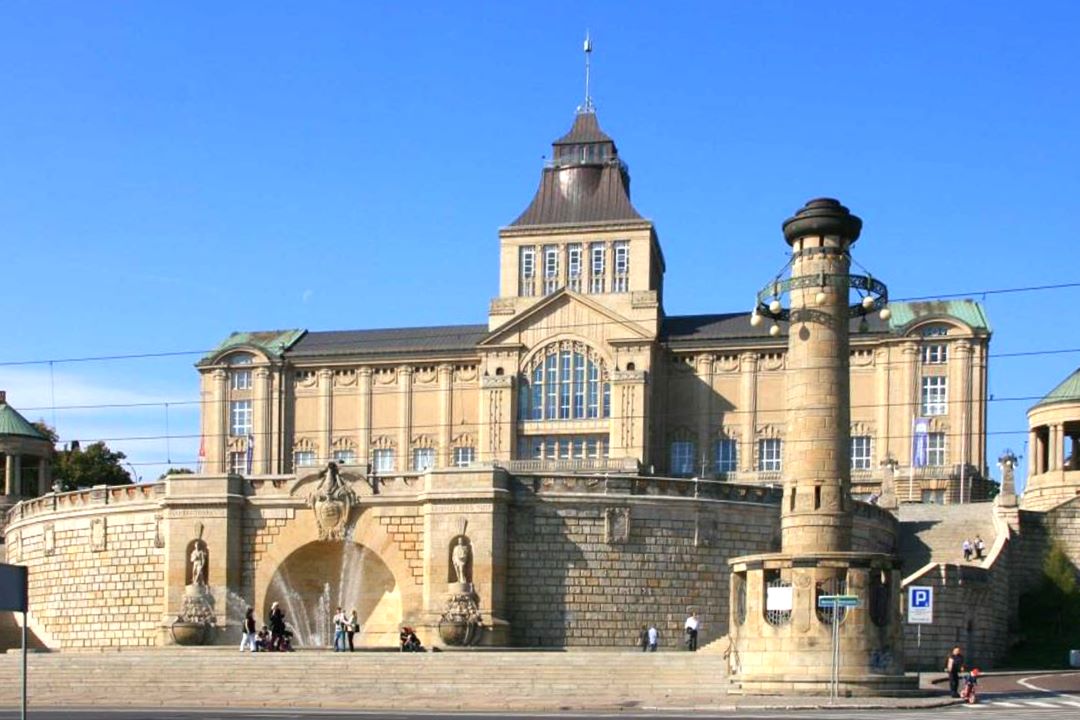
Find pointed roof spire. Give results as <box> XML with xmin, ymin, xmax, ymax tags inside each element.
<box><xmin>580</xmin><ymin>31</ymin><xmax>595</xmax><ymax>114</ymax></box>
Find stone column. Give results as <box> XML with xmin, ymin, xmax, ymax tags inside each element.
<box><xmin>254</xmin><ymin>368</ymin><xmax>271</xmax><ymax>474</ymax></box>
<box><xmin>739</xmin><ymin>352</ymin><xmax>758</xmax><ymax>476</ymax></box>
<box><xmin>1028</xmin><ymin>429</ymin><xmax>1039</xmax><ymax>479</ymax></box>
<box><xmin>438</xmin><ymin>364</ymin><xmax>453</xmax><ymax>467</ymax></box>
<box><xmin>1071</xmin><ymin>436</ymin><xmax>1079</xmax><ymax>470</ymax></box>
<box><xmin>874</xmin><ymin>347</ymin><xmax>890</xmax><ymax>467</ymax></box>
<box><xmin>208</xmin><ymin>369</ymin><xmax>228</xmax><ymax>474</ymax></box>
<box><xmin>1053</xmin><ymin>424</ymin><xmax>1065</xmax><ymax>471</ymax></box>
<box><xmin>398</xmin><ymin>366</ymin><xmax>413</xmax><ymax>470</ymax></box>
<box><xmin>37</xmin><ymin>459</ymin><xmax>47</xmax><ymax>496</ymax></box>
<box><xmin>4</xmin><ymin>453</ymin><xmax>14</xmax><ymax>495</ymax></box>
<box><xmin>780</xmin><ymin>199</ymin><xmax>859</xmax><ymax>555</ymax></box>
<box><xmin>952</xmin><ymin>341</ymin><xmax>973</xmax><ymax>472</ymax></box>
<box><xmin>611</xmin><ymin>370</ymin><xmax>648</xmax><ymax>464</ymax></box>
<box><xmin>358</xmin><ymin>368</ymin><xmax>372</xmax><ymax>467</ymax></box>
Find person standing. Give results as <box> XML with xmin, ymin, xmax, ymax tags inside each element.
<box><xmin>332</xmin><ymin>606</ymin><xmax>348</xmax><ymax>652</ymax></box>
<box><xmin>962</xmin><ymin>539</ymin><xmax>973</xmax><ymax>562</ymax></box>
<box><xmin>647</xmin><ymin>623</ymin><xmax>659</xmax><ymax>652</ymax></box>
<box><xmin>639</xmin><ymin>625</ymin><xmax>649</xmax><ymax>651</ymax></box>
<box><xmin>684</xmin><ymin>611</ymin><xmax>700</xmax><ymax>651</ymax></box>
<box><xmin>347</xmin><ymin>609</ymin><xmax>359</xmax><ymax>652</ymax></box>
<box><xmin>946</xmin><ymin>646</ymin><xmax>965</xmax><ymax>698</ymax></box>
<box><xmin>974</xmin><ymin>536</ymin><xmax>986</xmax><ymax>560</ymax></box>
<box><xmin>239</xmin><ymin>607</ymin><xmax>257</xmax><ymax>652</ymax></box>
<box><xmin>268</xmin><ymin>602</ymin><xmax>286</xmax><ymax>652</ymax></box>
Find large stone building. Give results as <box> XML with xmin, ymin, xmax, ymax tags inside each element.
<box><xmin>196</xmin><ymin>109</ymin><xmax>992</xmax><ymax>505</ymax></box>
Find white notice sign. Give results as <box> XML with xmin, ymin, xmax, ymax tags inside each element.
<box><xmin>767</xmin><ymin>585</ymin><xmax>793</xmax><ymax>611</ymax></box>
<box><xmin>907</xmin><ymin>585</ymin><xmax>933</xmax><ymax>624</ymax></box>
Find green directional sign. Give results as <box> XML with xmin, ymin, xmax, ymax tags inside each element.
<box><xmin>817</xmin><ymin>594</ymin><xmax>860</xmax><ymax>608</ymax></box>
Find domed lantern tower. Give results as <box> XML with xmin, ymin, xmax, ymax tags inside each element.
<box><xmin>727</xmin><ymin>199</ymin><xmax>913</xmax><ymax>696</ymax></box>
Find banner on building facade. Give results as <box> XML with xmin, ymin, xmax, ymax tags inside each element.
<box><xmin>912</xmin><ymin>417</ymin><xmax>930</xmax><ymax>468</ymax></box>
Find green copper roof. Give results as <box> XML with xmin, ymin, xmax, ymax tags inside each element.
<box><xmin>887</xmin><ymin>300</ymin><xmax>991</xmax><ymax>333</ymax></box>
<box><xmin>0</xmin><ymin>395</ymin><xmax>48</xmax><ymax>439</ymax></box>
<box><xmin>198</xmin><ymin>329</ymin><xmax>305</xmax><ymax>365</ymax></box>
<box><xmin>1033</xmin><ymin>367</ymin><xmax>1080</xmax><ymax>410</ymax></box>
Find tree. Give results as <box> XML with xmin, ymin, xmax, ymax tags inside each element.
<box><xmin>53</xmin><ymin>441</ymin><xmax>132</xmax><ymax>491</ymax></box>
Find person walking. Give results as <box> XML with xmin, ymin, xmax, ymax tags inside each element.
<box><xmin>332</xmin><ymin>606</ymin><xmax>348</xmax><ymax>652</ymax></box>
<box><xmin>962</xmin><ymin>538</ymin><xmax>973</xmax><ymax>562</ymax></box>
<box><xmin>639</xmin><ymin>625</ymin><xmax>649</xmax><ymax>651</ymax></box>
<box><xmin>946</xmin><ymin>645</ymin><xmax>965</xmax><ymax>698</ymax></box>
<box><xmin>684</xmin><ymin>611</ymin><xmax>700</xmax><ymax>651</ymax></box>
<box><xmin>347</xmin><ymin>609</ymin><xmax>359</xmax><ymax>652</ymax></box>
<box><xmin>647</xmin><ymin>623</ymin><xmax>659</xmax><ymax>652</ymax></box>
<box><xmin>239</xmin><ymin>607</ymin><xmax>257</xmax><ymax>652</ymax></box>
<box><xmin>268</xmin><ymin>602</ymin><xmax>286</xmax><ymax>652</ymax></box>
<box><xmin>974</xmin><ymin>536</ymin><xmax>986</xmax><ymax>560</ymax></box>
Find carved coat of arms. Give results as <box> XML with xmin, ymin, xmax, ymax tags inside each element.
<box><xmin>293</xmin><ymin>462</ymin><xmax>363</xmax><ymax>541</ymax></box>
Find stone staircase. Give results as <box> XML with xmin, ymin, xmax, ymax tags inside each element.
<box><xmin>0</xmin><ymin>648</ymin><xmax>731</xmax><ymax>710</ymax></box>
<box><xmin>897</xmin><ymin>502</ymin><xmax>997</xmax><ymax>576</ymax></box>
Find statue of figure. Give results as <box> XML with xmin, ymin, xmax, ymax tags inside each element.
<box><xmin>190</xmin><ymin>544</ymin><xmax>206</xmax><ymax>586</ymax></box>
<box><xmin>313</xmin><ymin>462</ymin><xmax>356</xmax><ymax>504</ymax></box>
<box><xmin>452</xmin><ymin>538</ymin><xmax>470</xmax><ymax>584</ymax></box>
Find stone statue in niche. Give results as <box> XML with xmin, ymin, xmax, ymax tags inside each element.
<box><xmin>190</xmin><ymin>544</ymin><xmax>207</xmax><ymax>586</ymax></box>
<box><xmin>452</xmin><ymin>537</ymin><xmax>471</xmax><ymax>584</ymax></box>
<box><xmin>90</xmin><ymin>517</ymin><xmax>107</xmax><ymax>552</ymax></box>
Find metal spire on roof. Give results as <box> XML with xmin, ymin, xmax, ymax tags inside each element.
<box><xmin>581</xmin><ymin>32</ymin><xmax>595</xmax><ymax>113</ymax></box>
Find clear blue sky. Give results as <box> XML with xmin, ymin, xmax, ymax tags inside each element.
<box><xmin>2</xmin><ymin>2</ymin><xmax>1077</xmax><ymax>489</ymax></box>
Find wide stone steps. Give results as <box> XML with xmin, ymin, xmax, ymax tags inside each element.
<box><xmin>0</xmin><ymin>650</ymin><xmax>731</xmax><ymax>710</ymax></box>
<box><xmin>897</xmin><ymin>501</ymin><xmax>997</xmax><ymax>575</ymax></box>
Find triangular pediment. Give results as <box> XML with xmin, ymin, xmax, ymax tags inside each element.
<box><xmin>480</xmin><ymin>289</ymin><xmax>653</xmax><ymax>348</ymax></box>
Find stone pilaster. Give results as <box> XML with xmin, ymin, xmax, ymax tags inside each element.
<box><xmin>739</xmin><ymin>352</ymin><xmax>758</xmax><ymax>475</ymax></box>
<box><xmin>438</xmin><ymin>364</ymin><xmax>453</xmax><ymax>467</ymax></box>
<box><xmin>398</xmin><ymin>366</ymin><xmax>414</xmax><ymax>470</ymax></box>
<box><xmin>479</xmin><ymin>375</ymin><xmax>513</xmax><ymax>464</ymax></box>
<box><xmin>207</xmin><ymin>369</ymin><xmax>228</xmax><ymax>474</ymax></box>
<box><xmin>695</xmin><ymin>354</ymin><xmax>714</xmax><ymax>474</ymax></box>
<box><xmin>611</xmin><ymin>369</ymin><xmax>648</xmax><ymax>463</ymax></box>
<box><xmin>254</xmin><ymin>368</ymin><xmax>271</xmax><ymax>474</ymax></box>
<box><xmin>318</xmin><ymin>369</ymin><xmax>333</xmax><ymax>465</ymax></box>
<box><xmin>4</xmin><ymin>454</ymin><xmax>15</xmax><ymax>495</ymax></box>
<box><xmin>358</xmin><ymin>367</ymin><xmax>372</xmax><ymax>467</ymax></box>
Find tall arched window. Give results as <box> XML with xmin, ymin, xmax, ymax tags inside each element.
<box><xmin>518</xmin><ymin>342</ymin><xmax>610</xmax><ymax>421</ymax></box>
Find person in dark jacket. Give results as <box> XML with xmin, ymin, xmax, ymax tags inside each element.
<box><xmin>269</xmin><ymin>602</ymin><xmax>287</xmax><ymax>652</ymax></box>
<box><xmin>240</xmin><ymin>607</ymin><xmax>257</xmax><ymax>652</ymax></box>
<box><xmin>946</xmin><ymin>646</ymin><xmax>965</xmax><ymax>698</ymax></box>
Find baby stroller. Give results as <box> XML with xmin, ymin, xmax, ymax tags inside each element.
<box><xmin>959</xmin><ymin>668</ymin><xmax>980</xmax><ymax>704</ymax></box>
<box><xmin>399</xmin><ymin>626</ymin><xmax>423</xmax><ymax>652</ymax></box>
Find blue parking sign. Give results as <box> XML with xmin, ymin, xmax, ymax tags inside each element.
<box><xmin>907</xmin><ymin>585</ymin><xmax>932</xmax><ymax>624</ymax></box>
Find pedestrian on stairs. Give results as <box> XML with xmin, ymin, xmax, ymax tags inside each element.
<box><xmin>684</xmin><ymin>611</ymin><xmax>700</xmax><ymax>651</ymax></box>
<box><xmin>647</xmin><ymin>623</ymin><xmax>658</xmax><ymax>652</ymax></box>
<box><xmin>974</xmin><ymin>536</ymin><xmax>986</xmax><ymax>560</ymax></box>
<box><xmin>962</xmin><ymin>538</ymin><xmax>973</xmax><ymax>562</ymax></box>
<box><xmin>239</xmin><ymin>607</ymin><xmax>257</xmax><ymax>652</ymax></box>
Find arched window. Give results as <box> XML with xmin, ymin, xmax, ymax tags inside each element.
<box><xmin>518</xmin><ymin>342</ymin><xmax>610</xmax><ymax>421</ymax></box>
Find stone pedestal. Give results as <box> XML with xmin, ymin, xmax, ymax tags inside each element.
<box><xmin>729</xmin><ymin>552</ymin><xmax>913</xmax><ymax>695</ymax></box>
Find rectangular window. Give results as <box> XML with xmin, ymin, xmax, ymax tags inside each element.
<box><xmin>412</xmin><ymin>447</ymin><xmax>435</xmax><ymax>471</ymax></box>
<box><xmin>714</xmin><ymin>438</ymin><xmax>738</xmax><ymax>474</ymax></box>
<box><xmin>545</xmin><ymin>353</ymin><xmax>558</xmax><ymax>420</ymax></box>
<box><xmin>453</xmin><ymin>447</ymin><xmax>475</xmax><ymax>467</ymax></box>
<box><xmin>927</xmin><ymin>433</ymin><xmax>946</xmax><ymax>466</ymax></box>
<box><xmin>670</xmin><ymin>440</ymin><xmax>696</xmax><ymax>476</ymax></box>
<box><xmin>231</xmin><ymin>370</ymin><xmax>253</xmax><ymax>391</ymax></box>
<box><xmin>294</xmin><ymin>450</ymin><xmax>316</xmax><ymax>467</ymax></box>
<box><xmin>758</xmin><ymin>438</ymin><xmax>782</xmax><ymax>472</ymax></box>
<box><xmin>229</xmin><ymin>400</ymin><xmax>252</xmax><ymax>437</ymax></box>
<box><xmin>920</xmin><ymin>344</ymin><xmax>948</xmax><ymax>364</ymax></box>
<box><xmin>519</xmin><ymin>246</ymin><xmax>536</xmax><ymax>297</ymax></box>
<box><xmin>589</xmin><ymin>243</ymin><xmax>605</xmax><ymax>293</ymax></box>
<box><xmin>543</xmin><ymin>245</ymin><xmax>559</xmax><ymax>295</ymax></box>
<box><xmin>921</xmin><ymin>376</ymin><xmax>948</xmax><ymax>415</ymax></box>
<box><xmin>229</xmin><ymin>451</ymin><xmax>247</xmax><ymax>475</ymax></box>
<box><xmin>559</xmin><ymin>350</ymin><xmax>572</xmax><ymax>419</ymax></box>
<box><xmin>567</xmin><ymin>244</ymin><xmax>582</xmax><ymax>292</ymax></box>
<box><xmin>613</xmin><ymin>240</ymin><xmax>629</xmax><ymax>293</ymax></box>
<box><xmin>373</xmin><ymin>448</ymin><xmax>395</xmax><ymax>473</ymax></box>
<box><xmin>333</xmin><ymin>449</ymin><xmax>356</xmax><ymax>465</ymax></box>
<box><xmin>851</xmin><ymin>435</ymin><xmax>873</xmax><ymax>470</ymax></box>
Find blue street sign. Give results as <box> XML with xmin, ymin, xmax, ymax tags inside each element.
<box><xmin>907</xmin><ymin>585</ymin><xmax>933</xmax><ymax>624</ymax></box>
<box><xmin>817</xmin><ymin>594</ymin><xmax>860</xmax><ymax>608</ymax></box>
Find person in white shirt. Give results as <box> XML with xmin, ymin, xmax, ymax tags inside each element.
<box><xmin>647</xmin><ymin>623</ymin><xmax>658</xmax><ymax>652</ymax></box>
<box><xmin>684</xmin><ymin>611</ymin><xmax>700</xmax><ymax>651</ymax></box>
<box><xmin>332</xmin><ymin>607</ymin><xmax>348</xmax><ymax>652</ymax></box>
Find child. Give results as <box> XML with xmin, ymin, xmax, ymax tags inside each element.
<box><xmin>254</xmin><ymin>626</ymin><xmax>269</xmax><ymax>652</ymax></box>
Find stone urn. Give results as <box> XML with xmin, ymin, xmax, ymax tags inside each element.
<box><xmin>438</xmin><ymin>587</ymin><xmax>483</xmax><ymax>646</ymax></box>
<box><xmin>170</xmin><ymin>620</ymin><xmax>210</xmax><ymax>646</ymax></box>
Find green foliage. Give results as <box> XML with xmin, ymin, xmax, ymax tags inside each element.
<box><xmin>1005</xmin><ymin>542</ymin><xmax>1080</xmax><ymax>668</ymax></box>
<box><xmin>53</xmin><ymin>441</ymin><xmax>132</xmax><ymax>491</ymax></box>
<box><xmin>31</xmin><ymin>420</ymin><xmax>59</xmax><ymax>445</ymax></box>
<box><xmin>157</xmin><ymin>467</ymin><xmax>194</xmax><ymax>481</ymax></box>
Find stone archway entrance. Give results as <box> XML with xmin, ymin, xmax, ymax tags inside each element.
<box><xmin>262</xmin><ymin>540</ymin><xmax>402</xmax><ymax>648</ymax></box>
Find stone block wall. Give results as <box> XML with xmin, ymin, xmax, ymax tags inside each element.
<box><xmin>240</xmin><ymin>505</ymin><xmax>296</xmax><ymax>602</ymax></box>
<box><xmin>376</xmin><ymin>509</ymin><xmax>425</xmax><ymax>583</ymax></box>
<box><xmin>10</xmin><ymin>508</ymin><xmax>163</xmax><ymax>649</ymax></box>
<box><xmin>506</xmin><ymin>494</ymin><xmax>778</xmax><ymax>648</ymax></box>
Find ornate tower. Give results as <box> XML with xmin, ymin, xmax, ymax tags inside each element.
<box><xmin>728</xmin><ymin>199</ymin><xmax>913</xmax><ymax>695</ymax></box>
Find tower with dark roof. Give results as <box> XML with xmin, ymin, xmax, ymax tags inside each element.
<box><xmin>0</xmin><ymin>390</ymin><xmax>52</xmax><ymax>518</ymax></box>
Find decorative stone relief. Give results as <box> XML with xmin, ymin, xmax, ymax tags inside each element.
<box><xmin>189</xmin><ymin>541</ymin><xmax>207</xmax><ymax>586</ymax></box>
<box><xmin>694</xmin><ymin>515</ymin><xmax>718</xmax><ymax>547</ymax></box>
<box><xmin>154</xmin><ymin>514</ymin><xmax>166</xmax><ymax>548</ymax></box>
<box><xmin>291</xmin><ymin>461</ymin><xmax>359</xmax><ymax>541</ymax></box>
<box><xmin>454</xmin><ymin>365</ymin><xmax>478</xmax><ymax>383</ymax></box>
<box><xmin>793</xmin><ymin>570</ymin><xmax>812</xmax><ymax>633</ymax></box>
<box><xmin>43</xmin><ymin>523</ymin><xmax>55</xmax><ymax>556</ymax></box>
<box><xmin>760</xmin><ymin>352</ymin><xmax>785</xmax><ymax>371</ymax></box>
<box><xmin>333</xmin><ymin>368</ymin><xmax>357</xmax><ymax>387</ymax></box>
<box><xmin>90</xmin><ymin>518</ymin><xmax>107</xmax><ymax>552</ymax></box>
<box><xmin>451</xmin><ymin>536</ymin><xmax>471</xmax><ymax>584</ymax></box>
<box><xmin>604</xmin><ymin>507</ymin><xmax>630</xmax><ymax>544</ymax></box>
